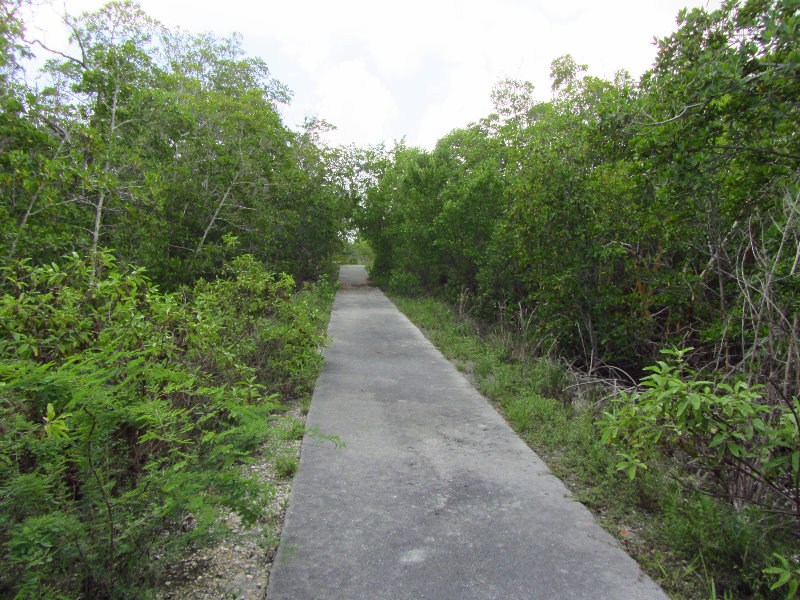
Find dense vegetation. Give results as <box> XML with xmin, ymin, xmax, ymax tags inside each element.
<box><xmin>3</xmin><ymin>0</ymin><xmax>799</xmax><ymax>597</ymax></box>
<box><xmin>1</xmin><ymin>1</ymin><xmax>349</xmax><ymax>598</ymax></box>
<box><xmin>362</xmin><ymin>0</ymin><xmax>799</xmax><ymax>597</ymax></box>
<box><xmin>2</xmin><ymin>0</ymin><xmax>356</xmax><ymax>285</ymax></box>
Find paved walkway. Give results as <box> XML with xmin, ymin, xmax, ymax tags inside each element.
<box><xmin>267</xmin><ymin>265</ymin><xmax>667</xmax><ymax>600</ymax></box>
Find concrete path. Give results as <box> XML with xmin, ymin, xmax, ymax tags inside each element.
<box><xmin>267</xmin><ymin>265</ymin><xmax>668</xmax><ymax>600</ymax></box>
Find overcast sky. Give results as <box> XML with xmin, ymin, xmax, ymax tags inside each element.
<box><xmin>22</xmin><ymin>0</ymin><xmax>722</xmax><ymax>149</ymax></box>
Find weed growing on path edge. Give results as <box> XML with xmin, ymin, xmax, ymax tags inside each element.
<box><xmin>274</xmin><ymin>453</ymin><xmax>299</xmax><ymax>479</ymax></box>
<box><xmin>389</xmin><ymin>292</ymin><xmax>796</xmax><ymax>600</ymax></box>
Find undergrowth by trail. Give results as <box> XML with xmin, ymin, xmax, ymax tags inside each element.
<box><xmin>0</xmin><ymin>251</ymin><xmax>338</xmax><ymax>600</ymax></box>
<box><xmin>389</xmin><ymin>293</ymin><xmax>796</xmax><ymax>600</ymax></box>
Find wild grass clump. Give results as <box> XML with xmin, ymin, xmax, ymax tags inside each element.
<box><xmin>274</xmin><ymin>453</ymin><xmax>299</xmax><ymax>479</ymax></box>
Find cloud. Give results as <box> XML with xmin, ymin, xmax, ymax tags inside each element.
<box><xmin>25</xmin><ymin>0</ymin><xmax>724</xmax><ymax>149</ymax></box>
<box><xmin>414</xmin><ymin>61</ymin><xmax>495</xmax><ymax>149</ymax></box>
<box><xmin>313</xmin><ymin>59</ymin><xmax>399</xmax><ymax>147</ymax></box>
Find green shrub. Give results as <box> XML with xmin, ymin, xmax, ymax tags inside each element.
<box><xmin>388</xmin><ymin>269</ymin><xmax>422</xmax><ymax>295</ymax></box>
<box><xmin>597</xmin><ymin>347</ymin><xmax>799</xmax><ymax>529</ymax></box>
<box><xmin>275</xmin><ymin>417</ymin><xmax>306</xmax><ymax>441</ymax></box>
<box><xmin>192</xmin><ymin>254</ymin><xmax>329</xmax><ymax>398</ymax></box>
<box><xmin>0</xmin><ymin>250</ymin><xmax>330</xmax><ymax>599</ymax></box>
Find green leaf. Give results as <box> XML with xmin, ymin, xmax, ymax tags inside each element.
<box><xmin>709</xmin><ymin>433</ymin><xmax>726</xmax><ymax>448</ymax></box>
<box><xmin>726</xmin><ymin>442</ymin><xmax>744</xmax><ymax>457</ymax></box>
<box><xmin>770</xmin><ymin>571</ymin><xmax>792</xmax><ymax>589</ymax></box>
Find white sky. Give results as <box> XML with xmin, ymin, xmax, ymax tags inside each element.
<box><xmin>22</xmin><ymin>0</ymin><xmax>722</xmax><ymax>149</ymax></box>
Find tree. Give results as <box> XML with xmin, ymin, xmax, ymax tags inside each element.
<box><xmin>2</xmin><ymin>1</ymin><xmax>353</xmax><ymax>287</ymax></box>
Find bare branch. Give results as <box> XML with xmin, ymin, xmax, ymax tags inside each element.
<box><xmin>25</xmin><ymin>38</ymin><xmax>86</xmax><ymax>69</ymax></box>
<box><xmin>711</xmin><ymin>145</ymin><xmax>800</xmax><ymax>161</ymax></box>
<box><xmin>631</xmin><ymin>103</ymin><xmax>703</xmax><ymax>127</ymax></box>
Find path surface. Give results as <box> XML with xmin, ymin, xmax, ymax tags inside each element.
<box><xmin>267</xmin><ymin>265</ymin><xmax>668</xmax><ymax>600</ymax></box>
